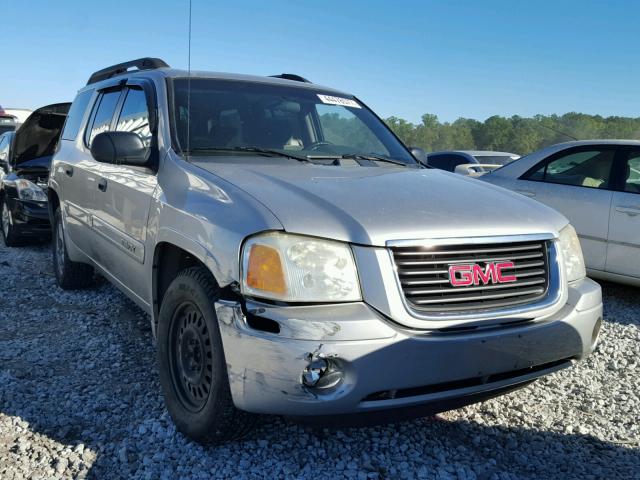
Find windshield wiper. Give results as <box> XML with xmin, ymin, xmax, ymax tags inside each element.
<box><xmin>185</xmin><ymin>147</ymin><xmax>310</xmax><ymax>163</ymax></box>
<box><xmin>339</xmin><ymin>153</ymin><xmax>409</xmax><ymax>166</ymax></box>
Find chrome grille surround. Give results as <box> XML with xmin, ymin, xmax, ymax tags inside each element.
<box><xmin>386</xmin><ymin>233</ymin><xmax>564</xmax><ymax>325</ymax></box>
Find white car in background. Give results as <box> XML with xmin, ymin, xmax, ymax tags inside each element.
<box><xmin>481</xmin><ymin>140</ymin><xmax>640</xmax><ymax>286</ymax></box>
<box><xmin>3</xmin><ymin>108</ymin><xmax>33</xmax><ymax>124</ymax></box>
<box><xmin>426</xmin><ymin>150</ymin><xmax>520</xmax><ymax>176</ymax></box>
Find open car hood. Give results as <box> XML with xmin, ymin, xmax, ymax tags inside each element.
<box><xmin>13</xmin><ymin>103</ymin><xmax>70</xmax><ymax>168</ymax></box>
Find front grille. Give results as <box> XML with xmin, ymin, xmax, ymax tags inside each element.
<box><xmin>391</xmin><ymin>240</ymin><xmax>550</xmax><ymax>312</ymax></box>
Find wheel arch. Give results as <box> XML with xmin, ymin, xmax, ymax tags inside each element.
<box><xmin>152</xmin><ymin>229</ymin><xmax>230</xmax><ymax>337</ymax></box>
<box><xmin>47</xmin><ymin>186</ymin><xmax>60</xmax><ymax>224</ymax></box>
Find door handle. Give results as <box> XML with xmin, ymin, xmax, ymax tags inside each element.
<box><xmin>616</xmin><ymin>205</ymin><xmax>640</xmax><ymax>216</ymax></box>
<box><xmin>64</xmin><ymin>165</ymin><xmax>74</xmax><ymax>177</ymax></box>
<box><xmin>515</xmin><ymin>189</ymin><xmax>536</xmax><ymax>197</ymax></box>
<box><xmin>97</xmin><ymin>178</ymin><xmax>108</xmax><ymax>192</ymax></box>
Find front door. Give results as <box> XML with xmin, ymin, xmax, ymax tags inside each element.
<box><xmin>606</xmin><ymin>150</ymin><xmax>640</xmax><ymax>279</ymax></box>
<box><xmin>516</xmin><ymin>146</ymin><xmax>617</xmax><ymax>272</ymax></box>
<box><xmin>62</xmin><ymin>89</ymin><xmax>122</xmax><ymax>258</ymax></box>
<box><xmin>92</xmin><ymin>86</ymin><xmax>157</xmax><ymax>303</ymax></box>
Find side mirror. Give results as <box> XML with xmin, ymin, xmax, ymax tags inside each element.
<box><xmin>409</xmin><ymin>146</ymin><xmax>429</xmax><ymax>165</ymax></box>
<box><xmin>90</xmin><ymin>131</ymin><xmax>149</xmax><ymax>166</ymax></box>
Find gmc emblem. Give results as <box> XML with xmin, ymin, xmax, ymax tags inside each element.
<box><xmin>448</xmin><ymin>262</ymin><xmax>517</xmax><ymax>287</ymax></box>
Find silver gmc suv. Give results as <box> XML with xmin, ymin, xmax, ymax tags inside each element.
<box><xmin>49</xmin><ymin>58</ymin><xmax>603</xmax><ymax>442</ymax></box>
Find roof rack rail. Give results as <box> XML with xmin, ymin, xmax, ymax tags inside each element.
<box><xmin>87</xmin><ymin>57</ymin><xmax>170</xmax><ymax>85</ymax></box>
<box><xmin>270</xmin><ymin>73</ymin><xmax>312</xmax><ymax>83</ymax></box>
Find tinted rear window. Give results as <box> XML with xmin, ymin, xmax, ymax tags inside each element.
<box><xmin>428</xmin><ymin>154</ymin><xmax>470</xmax><ymax>172</ymax></box>
<box><xmin>61</xmin><ymin>90</ymin><xmax>94</xmax><ymax>141</ymax></box>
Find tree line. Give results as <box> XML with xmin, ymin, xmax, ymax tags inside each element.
<box><xmin>384</xmin><ymin>113</ymin><xmax>640</xmax><ymax>155</ymax></box>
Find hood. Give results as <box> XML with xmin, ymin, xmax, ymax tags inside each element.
<box><xmin>12</xmin><ymin>103</ymin><xmax>70</xmax><ymax>167</ymax></box>
<box><xmin>192</xmin><ymin>159</ymin><xmax>569</xmax><ymax>246</ymax></box>
<box><xmin>14</xmin><ymin>154</ymin><xmax>53</xmax><ymax>172</ymax></box>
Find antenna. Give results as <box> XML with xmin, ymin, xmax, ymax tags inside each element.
<box><xmin>186</xmin><ymin>0</ymin><xmax>192</xmax><ymax>160</ymax></box>
<box><xmin>537</xmin><ymin>121</ymin><xmax>578</xmax><ymax>141</ymax></box>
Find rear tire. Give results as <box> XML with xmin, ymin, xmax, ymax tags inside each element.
<box><xmin>52</xmin><ymin>208</ymin><xmax>94</xmax><ymax>289</ymax></box>
<box><xmin>157</xmin><ymin>266</ymin><xmax>256</xmax><ymax>443</ymax></box>
<box><xmin>1</xmin><ymin>198</ymin><xmax>21</xmax><ymax>247</ymax></box>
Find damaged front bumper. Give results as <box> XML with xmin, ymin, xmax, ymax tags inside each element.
<box><xmin>5</xmin><ymin>196</ymin><xmax>51</xmax><ymax>236</ymax></box>
<box><xmin>215</xmin><ymin>277</ymin><xmax>602</xmax><ymax>418</ymax></box>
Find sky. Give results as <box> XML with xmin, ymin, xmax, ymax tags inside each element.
<box><xmin>2</xmin><ymin>0</ymin><xmax>639</xmax><ymax>123</ymax></box>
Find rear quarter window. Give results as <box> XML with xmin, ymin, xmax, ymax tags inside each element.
<box><xmin>61</xmin><ymin>90</ymin><xmax>94</xmax><ymax>141</ymax></box>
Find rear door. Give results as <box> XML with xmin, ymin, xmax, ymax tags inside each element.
<box><xmin>91</xmin><ymin>82</ymin><xmax>157</xmax><ymax>301</ymax></box>
<box><xmin>515</xmin><ymin>146</ymin><xmax>617</xmax><ymax>272</ymax></box>
<box><xmin>605</xmin><ymin>149</ymin><xmax>640</xmax><ymax>278</ymax></box>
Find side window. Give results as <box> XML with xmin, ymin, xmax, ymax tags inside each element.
<box><xmin>85</xmin><ymin>90</ymin><xmax>122</xmax><ymax>147</ymax></box>
<box><xmin>61</xmin><ymin>90</ymin><xmax>93</xmax><ymax>141</ymax></box>
<box><xmin>525</xmin><ymin>149</ymin><xmax>615</xmax><ymax>189</ymax></box>
<box><xmin>116</xmin><ymin>88</ymin><xmax>151</xmax><ymax>146</ymax></box>
<box><xmin>624</xmin><ymin>152</ymin><xmax>640</xmax><ymax>194</ymax></box>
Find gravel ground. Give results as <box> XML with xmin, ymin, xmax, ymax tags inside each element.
<box><xmin>0</xmin><ymin>241</ymin><xmax>638</xmax><ymax>480</ymax></box>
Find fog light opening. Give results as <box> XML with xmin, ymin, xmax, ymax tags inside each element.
<box><xmin>301</xmin><ymin>357</ymin><xmax>343</xmax><ymax>390</ymax></box>
<box><xmin>591</xmin><ymin>317</ymin><xmax>602</xmax><ymax>348</ymax></box>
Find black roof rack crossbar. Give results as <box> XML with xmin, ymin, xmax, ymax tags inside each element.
<box><xmin>87</xmin><ymin>57</ymin><xmax>170</xmax><ymax>85</ymax></box>
<box><xmin>270</xmin><ymin>73</ymin><xmax>312</xmax><ymax>83</ymax></box>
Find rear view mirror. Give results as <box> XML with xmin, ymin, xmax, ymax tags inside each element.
<box><xmin>409</xmin><ymin>146</ymin><xmax>429</xmax><ymax>164</ymax></box>
<box><xmin>91</xmin><ymin>131</ymin><xmax>149</xmax><ymax>166</ymax></box>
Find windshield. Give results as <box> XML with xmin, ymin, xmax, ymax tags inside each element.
<box><xmin>170</xmin><ymin>78</ymin><xmax>416</xmax><ymax>165</ymax></box>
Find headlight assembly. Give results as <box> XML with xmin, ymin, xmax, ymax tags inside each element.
<box><xmin>16</xmin><ymin>179</ymin><xmax>47</xmax><ymax>202</ymax></box>
<box><xmin>241</xmin><ymin>232</ymin><xmax>361</xmax><ymax>302</ymax></box>
<box><xmin>558</xmin><ymin>224</ymin><xmax>586</xmax><ymax>283</ymax></box>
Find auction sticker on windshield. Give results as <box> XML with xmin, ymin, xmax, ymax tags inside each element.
<box><xmin>317</xmin><ymin>94</ymin><xmax>361</xmax><ymax>109</ymax></box>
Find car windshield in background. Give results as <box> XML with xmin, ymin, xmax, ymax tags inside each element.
<box><xmin>171</xmin><ymin>78</ymin><xmax>416</xmax><ymax>165</ymax></box>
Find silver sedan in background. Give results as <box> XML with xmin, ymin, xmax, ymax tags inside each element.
<box><xmin>481</xmin><ymin>140</ymin><xmax>640</xmax><ymax>286</ymax></box>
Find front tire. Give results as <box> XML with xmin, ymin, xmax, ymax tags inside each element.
<box><xmin>52</xmin><ymin>207</ymin><xmax>94</xmax><ymax>289</ymax></box>
<box><xmin>1</xmin><ymin>198</ymin><xmax>21</xmax><ymax>247</ymax></box>
<box><xmin>157</xmin><ymin>266</ymin><xmax>256</xmax><ymax>443</ymax></box>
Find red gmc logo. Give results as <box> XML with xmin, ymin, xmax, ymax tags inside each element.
<box><xmin>448</xmin><ymin>262</ymin><xmax>517</xmax><ymax>287</ymax></box>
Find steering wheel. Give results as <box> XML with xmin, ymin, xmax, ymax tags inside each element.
<box><xmin>307</xmin><ymin>141</ymin><xmax>334</xmax><ymax>151</ymax></box>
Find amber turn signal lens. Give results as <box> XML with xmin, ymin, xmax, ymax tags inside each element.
<box><xmin>246</xmin><ymin>244</ymin><xmax>287</xmax><ymax>295</ymax></box>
